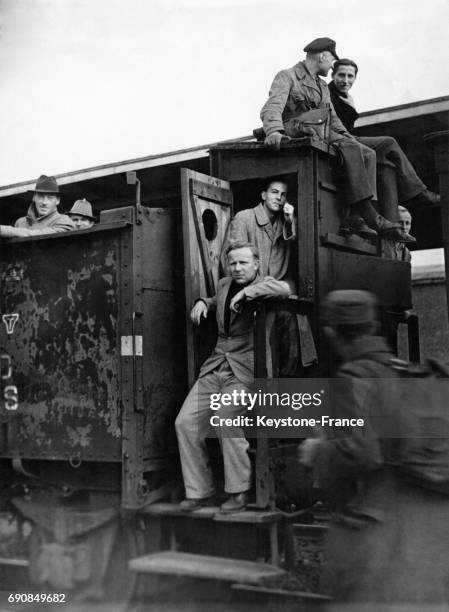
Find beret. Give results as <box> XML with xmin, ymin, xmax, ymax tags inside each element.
<box><xmin>303</xmin><ymin>37</ymin><xmax>339</xmax><ymax>60</ymax></box>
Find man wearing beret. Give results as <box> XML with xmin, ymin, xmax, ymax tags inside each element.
<box><xmin>0</xmin><ymin>175</ymin><xmax>74</xmax><ymax>238</ymax></box>
<box><xmin>260</xmin><ymin>38</ymin><xmax>408</xmax><ymax>242</ymax></box>
<box><xmin>329</xmin><ymin>58</ymin><xmax>439</xmax><ymax>230</ymax></box>
<box><xmin>299</xmin><ymin>290</ymin><xmax>449</xmax><ymax>608</ymax></box>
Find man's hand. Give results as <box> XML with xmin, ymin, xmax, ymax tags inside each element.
<box><xmin>190</xmin><ymin>300</ymin><xmax>208</xmax><ymax>326</ymax></box>
<box><xmin>283</xmin><ymin>202</ymin><xmax>294</xmax><ymax>224</ymax></box>
<box><xmin>230</xmin><ymin>289</ymin><xmax>246</xmax><ymax>313</ymax></box>
<box><xmin>264</xmin><ymin>132</ymin><xmax>289</xmax><ymax>150</ymax></box>
<box><xmin>298</xmin><ymin>439</ymin><xmax>322</xmax><ymax>467</ymax></box>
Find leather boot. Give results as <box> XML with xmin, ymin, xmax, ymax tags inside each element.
<box><xmin>340</xmin><ymin>215</ymin><xmax>378</xmax><ymax>239</ymax></box>
<box><xmin>220</xmin><ymin>492</ymin><xmax>248</xmax><ymax>514</ymax></box>
<box><xmin>357</xmin><ymin>200</ymin><xmax>416</xmax><ymax>243</ymax></box>
<box><xmin>374</xmin><ymin>214</ymin><xmax>416</xmax><ymax>243</ymax></box>
<box><xmin>407</xmin><ymin>190</ymin><xmax>440</xmax><ymax>209</ymax></box>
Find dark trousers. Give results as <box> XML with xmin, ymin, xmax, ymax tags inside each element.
<box><xmin>357</xmin><ymin>136</ymin><xmax>426</xmax><ymax>203</ymax></box>
<box><xmin>332</xmin><ymin>139</ymin><xmax>377</xmax><ymax>205</ymax></box>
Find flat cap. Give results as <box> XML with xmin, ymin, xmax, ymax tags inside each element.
<box><xmin>303</xmin><ymin>37</ymin><xmax>339</xmax><ymax>60</ymax></box>
<box><xmin>323</xmin><ymin>290</ymin><xmax>377</xmax><ymax>326</ymax></box>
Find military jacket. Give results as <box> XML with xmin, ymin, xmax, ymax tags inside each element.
<box><xmin>260</xmin><ymin>61</ymin><xmax>351</xmax><ymax>141</ymax></box>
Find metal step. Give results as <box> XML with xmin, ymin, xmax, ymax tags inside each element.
<box><xmin>129</xmin><ymin>551</ymin><xmax>286</xmax><ymax>585</ymax></box>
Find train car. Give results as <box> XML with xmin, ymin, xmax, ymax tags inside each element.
<box><xmin>0</xmin><ymin>96</ymin><xmax>447</xmax><ymax>605</ymax></box>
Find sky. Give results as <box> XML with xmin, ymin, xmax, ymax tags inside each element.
<box><xmin>0</xmin><ymin>0</ymin><xmax>448</xmax><ymax>185</ymax></box>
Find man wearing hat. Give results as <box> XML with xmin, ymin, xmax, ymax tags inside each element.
<box><xmin>68</xmin><ymin>199</ymin><xmax>96</xmax><ymax>230</ymax></box>
<box><xmin>0</xmin><ymin>175</ymin><xmax>74</xmax><ymax>238</ymax></box>
<box><xmin>299</xmin><ymin>290</ymin><xmax>449</xmax><ymax>608</ymax></box>
<box><xmin>260</xmin><ymin>38</ymin><xmax>407</xmax><ymax>242</ymax></box>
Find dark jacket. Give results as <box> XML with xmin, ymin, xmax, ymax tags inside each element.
<box><xmin>198</xmin><ymin>275</ymin><xmax>293</xmax><ymax>385</ymax></box>
<box><xmin>314</xmin><ymin>336</ymin><xmax>449</xmax><ymax>606</ymax></box>
<box><xmin>328</xmin><ymin>80</ymin><xmax>359</xmax><ymax>133</ymax></box>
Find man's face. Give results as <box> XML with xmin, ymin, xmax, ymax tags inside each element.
<box><xmin>261</xmin><ymin>181</ymin><xmax>287</xmax><ymax>215</ymax></box>
<box><xmin>332</xmin><ymin>65</ymin><xmax>357</xmax><ymax>95</ymax></box>
<box><xmin>227</xmin><ymin>247</ymin><xmax>259</xmax><ymax>285</ymax></box>
<box><xmin>398</xmin><ymin>210</ymin><xmax>412</xmax><ymax>234</ymax></box>
<box><xmin>33</xmin><ymin>193</ymin><xmax>60</xmax><ymax>217</ymax></box>
<box><xmin>70</xmin><ymin>215</ymin><xmax>94</xmax><ymax>230</ymax></box>
<box><xmin>317</xmin><ymin>51</ymin><xmax>336</xmax><ymax>77</ymax></box>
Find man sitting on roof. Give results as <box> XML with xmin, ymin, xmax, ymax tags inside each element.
<box><xmin>0</xmin><ymin>175</ymin><xmax>74</xmax><ymax>238</ymax></box>
<box><xmin>329</xmin><ymin>58</ymin><xmax>439</xmax><ymax>237</ymax></box>
<box><xmin>260</xmin><ymin>37</ymin><xmax>408</xmax><ymax>243</ymax></box>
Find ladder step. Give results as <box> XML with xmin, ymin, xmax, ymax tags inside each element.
<box><xmin>213</xmin><ymin>509</ymin><xmax>281</xmax><ymax>524</ymax></box>
<box><xmin>129</xmin><ymin>551</ymin><xmax>286</xmax><ymax>585</ymax></box>
<box><xmin>0</xmin><ymin>557</ymin><xmax>29</xmax><ymax>567</ymax></box>
<box><xmin>231</xmin><ymin>583</ymin><xmax>332</xmax><ymax>600</ymax></box>
<box><xmin>139</xmin><ymin>502</ymin><xmax>281</xmax><ymax>523</ymax></box>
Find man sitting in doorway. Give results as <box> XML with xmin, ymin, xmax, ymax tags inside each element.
<box><xmin>220</xmin><ymin>178</ymin><xmax>294</xmax><ymax>280</ymax></box>
<box><xmin>175</xmin><ymin>241</ymin><xmax>293</xmax><ymax>514</ymax></box>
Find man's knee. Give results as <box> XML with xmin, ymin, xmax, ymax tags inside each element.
<box><xmin>175</xmin><ymin>399</ymin><xmax>196</xmax><ymax>434</ymax></box>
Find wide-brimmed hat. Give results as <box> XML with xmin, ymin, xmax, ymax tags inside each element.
<box><xmin>68</xmin><ymin>199</ymin><xmax>96</xmax><ymax>221</ymax></box>
<box><xmin>29</xmin><ymin>174</ymin><xmax>61</xmax><ymax>195</ymax></box>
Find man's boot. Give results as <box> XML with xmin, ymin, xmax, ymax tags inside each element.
<box><xmin>357</xmin><ymin>199</ymin><xmax>416</xmax><ymax>244</ymax></box>
<box><xmin>340</xmin><ymin>215</ymin><xmax>378</xmax><ymax>239</ymax></box>
<box><xmin>406</xmin><ymin>189</ymin><xmax>440</xmax><ymax>209</ymax></box>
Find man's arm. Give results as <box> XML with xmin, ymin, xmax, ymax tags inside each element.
<box><xmin>283</xmin><ymin>203</ymin><xmax>296</xmax><ymax>240</ymax></box>
<box><xmin>3</xmin><ymin>216</ymin><xmax>75</xmax><ymax>237</ymax></box>
<box><xmin>230</xmin><ymin>276</ymin><xmax>295</xmax><ymax>312</ymax></box>
<box><xmin>260</xmin><ymin>71</ymin><xmax>291</xmax><ymax>137</ymax></box>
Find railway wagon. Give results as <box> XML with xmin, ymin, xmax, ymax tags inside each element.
<box><xmin>0</xmin><ymin>96</ymin><xmax>446</xmax><ymax>602</ymax></box>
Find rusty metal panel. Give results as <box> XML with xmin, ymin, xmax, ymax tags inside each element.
<box><xmin>322</xmin><ymin>250</ymin><xmax>412</xmax><ymax>309</ymax></box>
<box><xmin>0</xmin><ymin>230</ymin><xmax>124</xmax><ymax>461</ymax></box>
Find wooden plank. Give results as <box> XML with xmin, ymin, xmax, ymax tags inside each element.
<box><xmin>191</xmin><ymin>179</ymin><xmax>233</xmax><ymax>204</ymax></box>
<box><xmin>321</xmin><ymin>232</ymin><xmax>378</xmax><ymax>255</ymax></box>
<box><xmin>231</xmin><ymin>583</ymin><xmax>332</xmax><ymax>600</ymax></box>
<box><xmin>0</xmin><ymin>557</ymin><xmax>29</xmax><ymax>567</ymax></box>
<box><xmin>213</xmin><ymin>510</ymin><xmax>281</xmax><ymax>524</ymax></box>
<box><xmin>297</xmin><ymin>152</ymin><xmax>317</xmax><ymax>302</ymax></box>
<box><xmin>139</xmin><ymin>503</ymin><xmax>281</xmax><ymax>523</ymax></box>
<box><xmin>129</xmin><ymin>551</ymin><xmax>286</xmax><ymax>584</ymax></box>
<box><xmin>139</xmin><ymin>502</ymin><xmax>219</xmax><ymax>518</ymax></box>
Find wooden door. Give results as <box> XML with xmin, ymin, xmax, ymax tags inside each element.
<box><xmin>181</xmin><ymin>169</ymin><xmax>233</xmax><ymax>386</ymax></box>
